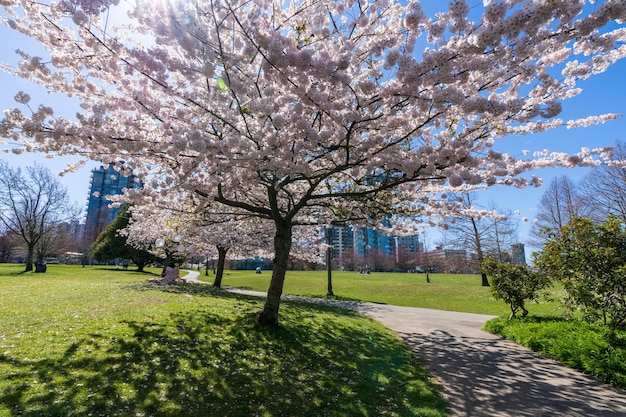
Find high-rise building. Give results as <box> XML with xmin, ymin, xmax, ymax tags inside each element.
<box><xmin>84</xmin><ymin>163</ymin><xmax>141</xmax><ymax>239</ymax></box>
<box><xmin>510</xmin><ymin>243</ymin><xmax>527</xmax><ymax>265</ymax></box>
<box><xmin>353</xmin><ymin>226</ymin><xmax>394</xmax><ymax>256</ymax></box>
<box><xmin>394</xmin><ymin>234</ymin><xmax>422</xmax><ymax>254</ymax></box>
<box><xmin>328</xmin><ymin>226</ymin><xmax>354</xmax><ymax>268</ymax></box>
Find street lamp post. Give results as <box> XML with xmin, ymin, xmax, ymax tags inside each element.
<box><xmin>326</xmin><ymin>224</ymin><xmax>334</xmax><ymax>297</ymax></box>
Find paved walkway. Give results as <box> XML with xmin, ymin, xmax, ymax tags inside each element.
<box><xmin>183</xmin><ymin>271</ymin><xmax>626</xmax><ymax>416</ymax></box>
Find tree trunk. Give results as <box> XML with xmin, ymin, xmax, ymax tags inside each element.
<box><xmin>471</xmin><ymin>217</ymin><xmax>490</xmax><ymax>287</ymax></box>
<box><xmin>481</xmin><ymin>272</ymin><xmax>490</xmax><ymax>287</ymax></box>
<box><xmin>257</xmin><ymin>222</ymin><xmax>292</xmax><ymax>326</ymax></box>
<box><xmin>213</xmin><ymin>245</ymin><xmax>228</xmax><ymax>288</ymax></box>
<box><xmin>25</xmin><ymin>244</ymin><xmax>35</xmax><ymax>272</ymax></box>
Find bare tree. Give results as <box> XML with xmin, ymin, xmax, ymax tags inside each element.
<box><xmin>35</xmin><ymin>222</ymin><xmax>79</xmax><ymax>264</ymax></box>
<box><xmin>580</xmin><ymin>141</ymin><xmax>626</xmax><ymax>223</ymax></box>
<box><xmin>484</xmin><ymin>202</ymin><xmax>519</xmax><ymax>263</ymax></box>
<box><xmin>394</xmin><ymin>246</ymin><xmax>417</xmax><ymax>272</ymax></box>
<box><xmin>35</xmin><ymin>224</ymin><xmax>59</xmax><ymax>264</ymax></box>
<box><xmin>363</xmin><ymin>248</ymin><xmax>393</xmax><ymax>272</ymax></box>
<box><xmin>442</xmin><ymin>193</ymin><xmax>519</xmax><ymax>286</ymax></box>
<box><xmin>0</xmin><ymin>162</ymin><xmax>77</xmax><ymax>272</ymax></box>
<box><xmin>530</xmin><ymin>176</ymin><xmax>590</xmax><ymax>247</ymax></box>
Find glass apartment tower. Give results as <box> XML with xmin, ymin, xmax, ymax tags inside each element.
<box><xmin>84</xmin><ymin>163</ymin><xmax>141</xmax><ymax>239</ymax></box>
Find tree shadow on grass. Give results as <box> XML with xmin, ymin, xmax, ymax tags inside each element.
<box><xmin>307</xmin><ymin>294</ymin><xmax>375</xmax><ymax>304</ymax></box>
<box><xmin>0</xmin><ymin>269</ymin><xmax>32</xmax><ymax>276</ymax></box>
<box><xmin>126</xmin><ymin>281</ymin><xmax>238</xmax><ymax>298</ymax></box>
<box><xmin>128</xmin><ymin>281</ymin><xmax>370</xmax><ymax>323</ymax></box>
<box><xmin>0</xmin><ymin>296</ymin><xmax>445</xmax><ymax>417</ymax></box>
<box><xmin>93</xmin><ymin>267</ymin><xmax>161</xmax><ymax>276</ymax></box>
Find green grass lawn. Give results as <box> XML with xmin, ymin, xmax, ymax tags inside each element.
<box><xmin>202</xmin><ymin>269</ymin><xmax>626</xmax><ymax>391</ymax></box>
<box><xmin>0</xmin><ymin>264</ymin><xmax>446</xmax><ymax>417</ymax></box>
<box><xmin>204</xmin><ymin>269</ymin><xmax>563</xmax><ymax>317</ymax></box>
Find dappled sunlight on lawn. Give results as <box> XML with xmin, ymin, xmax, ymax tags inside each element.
<box><xmin>0</xmin><ymin>273</ymin><xmax>445</xmax><ymax>416</ymax></box>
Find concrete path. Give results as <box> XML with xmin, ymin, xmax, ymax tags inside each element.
<box><xmin>183</xmin><ymin>271</ymin><xmax>626</xmax><ymax>416</ymax></box>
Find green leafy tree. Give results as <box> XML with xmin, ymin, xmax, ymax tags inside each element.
<box><xmin>535</xmin><ymin>216</ymin><xmax>626</xmax><ymax>329</ymax></box>
<box><xmin>92</xmin><ymin>206</ymin><xmax>156</xmax><ymax>272</ymax></box>
<box><xmin>482</xmin><ymin>258</ymin><xmax>551</xmax><ymax>319</ymax></box>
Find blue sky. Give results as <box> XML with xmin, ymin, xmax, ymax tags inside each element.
<box><xmin>1</xmin><ymin>4</ymin><xmax>625</xmax><ymax>252</ymax></box>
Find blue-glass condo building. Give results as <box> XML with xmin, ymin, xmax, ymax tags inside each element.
<box><xmin>84</xmin><ymin>163</ymin><xmax>141</xmax><ymax>237</ymax></box>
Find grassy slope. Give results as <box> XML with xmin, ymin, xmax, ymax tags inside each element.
<box><xmin>0</xmin><ymin>265</ymin><xmax>446</xmax><ymax>417</ymax></box>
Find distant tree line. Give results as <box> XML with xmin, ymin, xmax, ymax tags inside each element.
<box><xmin>2</xmin><ymin>140</ymin><xmax>624</xmax><ymax>282</ymax></box>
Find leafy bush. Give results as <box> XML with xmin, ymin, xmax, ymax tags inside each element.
<box><xmin>534</xmin><ymin>216</ymin><xmax>626</xmax><ymax>329</ymax></box>
<box><xmin>481</xmin><ymin>258</ymin><xmax>552</xmax><ymax>319</ymax></box>
<box><xmin>485</xmin><ymin>317</ymin><xmax>626</xmax><ymax>389</ymax></box>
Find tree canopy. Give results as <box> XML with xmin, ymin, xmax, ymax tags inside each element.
<box><xmin>482</xmin><ymin>257</ymin><xmax>551</xmax><ymax>319</ymax></box>
<box><xmin>1</xmin><ymin>0</ymin><xmax>626</xmax><ymax>323</ymax></box>
<box><xmin>92</xmin><ymin>206</ymin><xmax>156</xmax><ymax>272</ymax></box>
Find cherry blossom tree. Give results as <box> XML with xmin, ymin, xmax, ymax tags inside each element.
<box><xmin>123</xmin><ymin>190</ymin><xmax>324</xmax><ymax>287</ymax></box>
<box><xmin>173</xmin><ymin>213</ymin><xmax>275</xmax><ymax>288</ymax></box>
<box><xmin>2</xmin><ymin>0</ymin><xmax>626</xmax><ymax>324</ymax></box>
<box><xmin>120</xmin><ymin>198</ymin><xmax>204</xmax><ymax>271</ymax></box>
